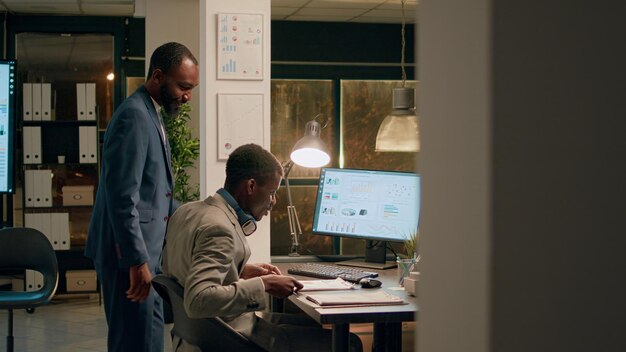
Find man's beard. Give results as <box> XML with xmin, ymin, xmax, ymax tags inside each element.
<box><xmin>159</xmin><ymin>84</ymin><xmax>180</xmax><ymax>117</ymax></box>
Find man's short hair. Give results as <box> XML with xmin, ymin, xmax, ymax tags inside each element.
<box><xmin>225</xmin><ymin>144</ymin><xmax>283</xmax><ymax>190</ymax></box>
<box><xmin>146</xmin><ymin>42</ymin><xmax>198</xmax><ymax>80</ymax></box>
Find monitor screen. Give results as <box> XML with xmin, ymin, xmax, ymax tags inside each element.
<box><xmin>312</xmin><ymin>167</ymin><xmax>420</xmax><ymax>243</ymax></box>
<box><xmin>0</xmin><ymin>60</ymin><xmax>16</xmax><ymax>193</ymax></box>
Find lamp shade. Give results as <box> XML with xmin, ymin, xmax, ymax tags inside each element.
<box><xmin>375</xmin><ymin>87</ymin><xmax>420</xmax><ymax>152</ymax></box>
<box><xmin>290</xmin><ymin>120</ymin><xmax>330</xmax><ymax>167</ymax></box>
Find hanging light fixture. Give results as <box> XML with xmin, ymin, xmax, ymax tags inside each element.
<box><xmin>375</xmin><ymin>0</ymin><xmax>419</xmax><ymax>152</ymax></box>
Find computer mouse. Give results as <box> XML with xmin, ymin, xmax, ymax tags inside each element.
<box><xmin>359</xmin><ymin>278</ymin><xmax>382</xmax><ymax>289</ymax></box>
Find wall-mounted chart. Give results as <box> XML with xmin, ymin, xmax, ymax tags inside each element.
<box><xmin>217</xmin><ymin>13</ymin><xmax>263</xmax><ymax>80</ymax></box>
<box><xmin>217</xmin><ymin>93</ymin><xmax>264</xmax><ymax>160</ymax></box>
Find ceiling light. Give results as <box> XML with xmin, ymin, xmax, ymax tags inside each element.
<box><xmin>375</xmin><ymin>0</ymin><xmax>419</xmax><ymax>153</ymax></box>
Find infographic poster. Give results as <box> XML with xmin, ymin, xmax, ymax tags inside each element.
<box><xmin>217</xmin><ymin>93</ymin><xmax>264</xmax><ymax>160</ymax></box>
<box><xmin>217</xmin><ymin>13</ymin><xmax>264</xmax><ymax>80</ymax></box>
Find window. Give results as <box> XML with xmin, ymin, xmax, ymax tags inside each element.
<box><xmin>270</xmin><ymin>79</ymin><xmax>418</xmax><ymax>256</ymax></box>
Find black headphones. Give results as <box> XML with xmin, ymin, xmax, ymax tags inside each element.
<box><xmin>217</xmin><ymin>188</ymin><xmax>257</xmax><ymax>236</ymax></box>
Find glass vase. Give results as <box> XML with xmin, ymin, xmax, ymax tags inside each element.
<box><xmin>396</xmin><ymin>258</ymin><xmax>416</xmax><ymax>287</ymax></box>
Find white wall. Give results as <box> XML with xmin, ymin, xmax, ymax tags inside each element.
<box><xmin>141</xmin><ymin>0</ymin><xmax>272</xmax><ymax>264</ymax></box>
<box><xmin>200</xmin><ymin>0</ymin><xmax>272</xmax><ymax>263</ymax></box>
<box><xmin>418</xmin><ymin>0</ymin><xmax>491</xmax><ymax>351</ymax></box>
<box><xmin>419</xmin><ymin>1</ymin><xmax>626</xmax><ymax>351</ymax></box>
<box><xmin>144</xmin><ymin>0</ymin><xmax>201</xmax><ymax>195</ymax></box>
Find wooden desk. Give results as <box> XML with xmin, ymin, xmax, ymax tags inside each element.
<box><xmin>274</xmin><ymin>262</ymin><xmax>418</xmax><ymax>352</ymax></box>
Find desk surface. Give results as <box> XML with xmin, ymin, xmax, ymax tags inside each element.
<box><xmin>274</xmin><ymin>262</ymin><xmax>418</xmax><ymax>325</ymax></box>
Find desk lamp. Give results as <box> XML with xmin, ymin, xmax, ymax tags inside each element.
<box><xmin>375</xmin><ymin>0</ymin><xmax>420</xmax><ymax>152</ymax></box>
<box><xmin>283</xmin><ymin>115</ymin><xmax>330</xmax><ymax>256</ymax></box>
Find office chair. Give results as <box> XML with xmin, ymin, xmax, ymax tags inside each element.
<box><xmin>0</xmin><ymin>227</ymin><xmax>59</xmax><ymax>352</ymax></box>
<box><xmin>152</xmin><ymin>275</ymin><xmax>265</xmax><ymax>352</ymax></box>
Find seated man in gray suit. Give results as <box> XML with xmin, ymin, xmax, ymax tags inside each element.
<box><xmin>162</xmin><ymin>143</ymin><xmax>361</xmax><ymax>352</ymax></box>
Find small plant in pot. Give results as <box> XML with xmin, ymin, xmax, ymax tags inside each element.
<box><xmin>402</xmin><ymin>229</ymin><xmax>419</xmax><ymax>261</ymax></box>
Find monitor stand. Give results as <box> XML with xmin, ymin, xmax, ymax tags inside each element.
<box><xmin>336</xmin><ymin>240</ymin><xmax>397</xmax><ymax>270</ymax></box>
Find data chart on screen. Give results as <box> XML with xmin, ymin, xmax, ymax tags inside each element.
<box><xmin>312</xmin><ymin>168</ymin><xmax>420</xmax><ymax>243</ymax></box>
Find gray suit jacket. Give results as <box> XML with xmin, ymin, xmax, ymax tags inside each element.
<box><xmin>162</xmin><ymin>194</ymin><xmax>267</xmax><ymax>338</ymax></box>
<box><xmin>86</xmin><ymin>85</ymin><xmax>175</xmax><ymax>271</ymax></box>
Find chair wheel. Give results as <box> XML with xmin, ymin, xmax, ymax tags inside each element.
<box><xmin>26</xmin><ymin>308</ymin><xmax>35</xmax><ymax>314</ymax></box>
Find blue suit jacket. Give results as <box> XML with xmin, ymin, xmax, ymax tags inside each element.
<box><xmin>86</xmin><ymin>86</ymin><xmax>175</xmax><ymax>271</ymax></box>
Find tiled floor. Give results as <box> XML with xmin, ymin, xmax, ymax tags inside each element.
<box><xmin>0</xmin><ymin>296</ymin><xmax>414</xmax><ymax>352</ymax></box>
<box><xmin>0</xmin><ymin>296</ymin><xmax>172</xmax><ymax>352</ymax></box>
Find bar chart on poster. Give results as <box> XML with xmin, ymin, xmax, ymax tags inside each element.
<box><xmin>217</xmin><ymin>13</ymin><xmax>264</xmax><ymax>80</ymax></box>
<box><xmin>0</xmin><ymin>60</ymin><xmax>16</xmax><ymax>193</ymax></box>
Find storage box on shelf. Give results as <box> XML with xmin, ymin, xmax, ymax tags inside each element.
<box><xmin>62</xmin><ymin>185</ymin><xmax>95</xmax><ymax>206</ymax></box>
<box><xmin>66</xmin><ymin>270</ymin><xmax>97</xmax><ymax>292</ymax></box>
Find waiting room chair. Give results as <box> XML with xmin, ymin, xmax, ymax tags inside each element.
<box><xmin>0</xmin><ymin>227</ymin><xmax>59</xmax><ymax>352</ymax></box>
<box><xmin>152</xmin><ymin>274</ymin><xmax>265</xmax><ymax>352</ymax></box>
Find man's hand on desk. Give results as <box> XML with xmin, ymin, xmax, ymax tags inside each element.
<box><xmin>261</xmin><ymin>274</ymin><xmax>303</xmax><ymax>298</ymax></box>
<box><xmin>240</xmin><ymin>263</ymin><xmax>282</xmax><ymax>279</ymax></box>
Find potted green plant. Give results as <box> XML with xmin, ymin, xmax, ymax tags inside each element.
<box><xmin>162</xmin><ymin>103</ymin><xmax>200</xmax><ymax>203</ymax></box>
<box><xmin>402</xmin><ymin>229</ymin><xmax>419</xmax><ymax>260</ymax></box>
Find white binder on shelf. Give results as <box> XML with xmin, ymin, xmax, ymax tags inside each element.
<box><xmin>79</xmin><ymin>126</ymin><xmax>89</xmax><ymax>163</ymax></box>
<box><xmin>34</xmin><ymin>271</ymin><xmax>44</xmax><ymax>290</ymax></box>
<box><xmin>33</xmin><ymin>170</ymin><xmax>52</xmax><ymax>207</ymax></box>
<box><xmin>85</xmin><ymin>83</ymin><xmax>96</xmax><ymax>120</ymax></box>
<box><xmin>79</xmin><ymin>126</ymin><xmax>97</xmax><ymax>163</ymax></box>
<box><xmin>41</xmin><ymin>83</ymin><xmax>52</xmax><ymax>120</ymax></box>
<box><xmin>51</xmin><ymin>213</ymin><xmax>70</xmax><ymax>250</ymax></box>
<box><xmin>32</xmin><ymin>83</ymin><xmax>42</xmax><ymax>121</ymax></box>
<box><xmin>88</xmin><ymin>126</ymin><xmax>97</xmax><ymax>162</ymax></box>
<box><xmin>25</xmin><ymin>213</ymin><xmax>43</xmax><ymax>232</ymax></box>
<box><xmin>24</xmin><ymin>126</ymin><xmax>42</xmax><ymax>164</ymax></box>
<box><xmin>23</xmin><ymin>127</ymin><xmax>33</xmax><ymax>164</ymax></box>
<box><xmin>23</xmin><ymin>83</ymin><xmax>33</xmax><ymax>121</ymax></box>
<box><xmin>31</xmin><ymin>126</ymin><xmax>42</xmax><ymax>164</ymax></box>
<box><xmin>25</xmin><ymin>269</ymin><xmax>36</xmax><ymax>291</ymax></box>
<box><xmin>25</xmin><ymin>213</ymin><xmax>54</xmax><ymax>248</ymax></box>
<box><xmin>39</xmin><ymin>170</ymin><xmax>53</xmax><ymax>207</ymax></box>
<box><xmin>42</xmin><ymin>213</ymin><xmax>56</xmax><ymax>249</ymax></box>
<box><xmin>33</xmin><ymin>170</ymin><xmax>42</xmax><ymax>207</ymax></box>
<box><xmin>76</xmin><ymin>83</ymin><xmax>86</xmax><ymax>120</ymax></box>
<box><xmin>24</xmin><ymin>170</ymin><xmax>36</xmax><ymax>207</ymax></box>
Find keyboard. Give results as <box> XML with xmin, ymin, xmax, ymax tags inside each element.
<box><xmin>288</xmin><ymin>263</ymin><xmax>378</xmax><ymax>283</ymax></box>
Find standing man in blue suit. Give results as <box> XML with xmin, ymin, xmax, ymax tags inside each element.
<box><xmin>86</xmin><ymin>42</ymin><xmax>199</xmax><ymax>352</ymax></box>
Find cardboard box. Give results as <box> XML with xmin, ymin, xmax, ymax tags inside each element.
<box><xmin>62</xmin><ymin>185</ymin><xmax>94</xmax><ymax>206</ymax></box>
<box><xmin>65</xmin><ymin>270</ymin><xmax>97</xmax><ymax>292</ymax></box>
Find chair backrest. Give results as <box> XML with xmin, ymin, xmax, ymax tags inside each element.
<box><xmin>0</xmin><ymin>227</ymin><xmax>59</xmax><ymax>309</ymax></box>
<box><xmin>152</xmin><ymin>274</ymin><xmax>265</xmax><ymax>352</ymax></box>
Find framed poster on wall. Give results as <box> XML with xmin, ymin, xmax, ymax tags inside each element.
<box><xmin>216</xmin><ymin>13</ymin><xmax>264</xmax><ymax>80</ymax></box>
<box><xmin>217</xmin><ymin>93</ymin><xmax>264</xmax><ymax>160</ymax></box>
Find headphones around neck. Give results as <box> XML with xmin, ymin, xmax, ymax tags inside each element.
<box><xmin>217</xmin><ymin>188</ymin><xmax>257</xmax><ymax>236</ymax></box>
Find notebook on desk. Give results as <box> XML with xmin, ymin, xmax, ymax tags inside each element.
<box><xmin>299</xmin><ymin>278</ymin><xmax>355</xmax><ymax>292</ymax></box>
<box><xmin>305</xmin><ymin>290</ymin><xmax>405</xmax><ymax>307</ymax></box>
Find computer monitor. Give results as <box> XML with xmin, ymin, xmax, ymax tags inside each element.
<box><xmin>0</xmin><ymin>60</ymin><xmax>16</xmax><ymax>193</ymax></box>
<box><xmin>312</xmin><ymin>167</ymin><xmax>420</xmax><ymax>269</ymax></box>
